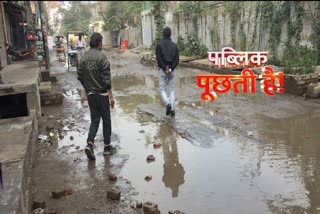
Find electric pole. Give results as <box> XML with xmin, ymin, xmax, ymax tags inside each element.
<box><xmin>39</xmin><ymin>1</ymin><xmax>50</xmax><ymax>70</ymax></box>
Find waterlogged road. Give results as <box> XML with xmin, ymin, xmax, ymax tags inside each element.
<box><xmin>32</xmin><ymin>50</ymin><xmax>320</xmax><ymax>214</ymax></box>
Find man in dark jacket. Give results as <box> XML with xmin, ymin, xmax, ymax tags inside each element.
<box><xmin>77</xmin><ymin>33</ymin><xmax>116</xmax><ymax>160</ymax></box>
<box><xmin>156</xmin><ymin>27</ymin><xmax>179</xmax><ymax>117</ymax></box>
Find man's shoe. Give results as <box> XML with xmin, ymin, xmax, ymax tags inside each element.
<box><xmin>85</xmin><ymin>144</ymin><xmax>96</xmax><ymax>160</ymax></box>
<box><xmin>103</xmin><ymin>145</ymin><xmax>117</xmax><ymax>155</ymax></box>
<box><xmin>166</xmin><ymin>104</ymin><xmax>171</xmax><ymax>116</ymax></box>
<box><xmin>171</xmin><ymin>110</ymin><xmax>175</xmax><ymax>117</ymax></box>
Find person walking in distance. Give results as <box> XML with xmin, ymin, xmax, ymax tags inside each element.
<box><xmin>156</xmin><ymin>27</ymin><xmax>179</xmax><ymax>117</ymax></box>
<box><xmin>77</xmin><ymin>33</ymin><xmax>116</xmax><ymax>160</ymax></box>
<box><xmin>76</xmin><ymin>33</ymin><xmax>86</xmax><ymax>57</ymax></box>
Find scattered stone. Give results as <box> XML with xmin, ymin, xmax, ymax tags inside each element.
<box><xmin>64</xmin><ymin>188</ymin><xmax>73</xmax><ymax>196</ymax></box>
<box><xmin>247</xmin><ymin>131</ymin><xmax>254</xmax><ymax>137</ymax></box>
<box><xmin>70</xmin><ymin>136</ymin><xmax>74</xmax><ymax>141</ymax></box>
<box><xmin>48</xmin><ymin>115</ymin><xmax>55</xmax><ymax>119</ymax></box>
<box><xmin>33</xmin><ymin>201</ymin><xmax>46</xmax><ymax>210</ymax></box>
<box><xmin>147</xmin><ymin>155</ymin><xmax>155</xmax><ymax>162</ymax></box>
<box><xmin>191</xmin><ymin>103</ymin><xmax>196</xmax><ymax>107</ymax></box>
<box><xmin>306</xmin><ymin>82</ymin><xmax>320</xmax><ymax>98</ymax></box>
<box><xmin>107</xmin><ymin>189</ymin><xmax>121</xmax><ymax>200</ymax></box>
<box><xmin>40</xmin><ymin>91</ymin><xmax>64</xmax><ymax>106</ymax></box>
<box><xmin>143</xmin><ymin>201</ymin><xmax>160</xmax><ymax>214</ymax></box>
<box><xmin>153</xmin><ymin>143</ymin><xmax>161</xmax><ymax>149</ymax></box>
<box><xmin>75</xmin><ymin>146</ymin><xmax>80</xmax><ymax>150</ymax></box>
<box><xmin>145</xmin><ymin>176</ymin><xmax>152</xmax><ymax>182</ymax></box>
<box><xmin>136</xmin><ymin>202</ymin><xmax>143</xmax><ymax>209</ymax></box>
<box><xmin>109</xmin><ymin>174</ymin><xmax>117</xmax><ymax>181</ymax></box>
<box><xmin>169</xmin><ymin>210</ymin><xmax>185</xmax><ymax>214</ymax></box>
<box><xmin>51</xmin><ymin>190</ymin><xmax>65</xmax><ymax>199</ymax></box>
<box><xmin>33</xmin><ymin>208</ymin><xmax>45</xmax><ymax>214</ymax></box>
<box><xmin>41</xmin><ymin>113</ymin><xmax>45</xmax><ymax>117</ymax></box>
<box><xmin>139</xmin><ymin>130</ymin><xmax>145</xmax><ymax>133</ymax></box>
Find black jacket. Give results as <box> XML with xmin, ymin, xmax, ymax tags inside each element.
<box><xmin>77</xmin><ymin>48</ymin><xmax>111</xmax><ymax>94</ymax></box>
<box><xmin>156</xmin><ymin>38</ymin><xmax>179</xmax><ymax>71</ymax></box>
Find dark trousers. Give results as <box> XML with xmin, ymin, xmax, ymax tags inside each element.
<box><xmin>87</xmin><ymin>94</ymin><xmax>111</xmax><ymax>145</ymax></box>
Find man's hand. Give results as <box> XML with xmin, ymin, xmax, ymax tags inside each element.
<box><xmin>109</xmin><ymin>96</ymin><xmax>115</xmax><ymax>109</ymax></box>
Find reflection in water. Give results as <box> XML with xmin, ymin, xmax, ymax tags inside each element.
<box><xmin>258</xmin><ymin>110</ymin><xmax>320</xmax><ymax>214</ymax></box>
<box><xmin>158</xmin><ymin>124</ymin><xmax>185</xmax><ymax>198</ymax></box>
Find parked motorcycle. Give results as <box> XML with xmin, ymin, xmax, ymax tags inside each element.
<box><xmin>7</xmin><ymin>44</ymin><xmax>36</xmax><ymax>62</ymax></box>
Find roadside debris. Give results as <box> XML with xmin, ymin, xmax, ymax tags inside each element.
<box><xmin>143</xmin><ymin>201</ymin><xmax>160</xmax><ymax>214</ymax></box>
<box><xmin>147</xmin><ymin>155</ymin><xmax>155</xmax><ymax>162</ymax></box>
<box><xmin>139</xmin><ymin>130</ymin><xmax>145</xmax><ymax>133</ymax></box>
<box><xmin>136</xmin><ymin>202</ymin><xmax>143</xmax><ymax>209</ymax></box>
<box><xmin>51</xmin><ymin>188</ymin><xmax>73</xmax><ymax>199</ymax></box>
<box><xmin>38</xmin><ymin>128</ymin><xmax>59</xmax><ymax>144</ymax></box>
<box><xmin>33</xmin><ymin>200</ymin><xmax>46</xmax><ymax>210</ymax></box>
<box><xmin>107</xmin><ymin>189</ymin><xmax>121</xmax><ymax>200</ymax></box>
<box><xmin>247</xmin><ymin>131</ymin><xmax>254</xmax><ymax>137</ymax></box>
<box><xmin>75</xmin><ymin>146</ymin><xmax>80</xmax><ymax>150</ymax></box>
<box><xmin>145</xmin><ymin>176</ymin><xmax>152</xmax><ymax>182</ymax></box>
<box><xmin>109</xmin><ymin>174</ymin><xmax>117</xmax><ymax>181</ymax></box>
<box><xmin>70</xmin><ymin>136</ymin><xmax>74</xmax><ymax>141</ymax></box>
<box><xmin>153</xmin><ymin>143</ymin><xmax>161</xmax><ymax>149</ymax></box>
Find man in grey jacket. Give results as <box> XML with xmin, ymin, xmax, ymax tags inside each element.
<box><xmin>77</xmin><ymin>33</ymin><xmax>116</xmax><ymax>160</ymax></box>
<box><xmin>156</xmin><ymin>27</ymin><xmax>179</xmax><ymax>117</ymax></box>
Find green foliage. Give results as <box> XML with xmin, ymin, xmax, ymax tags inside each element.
<box><xmin>175</xmin><ymin>1</ymin><xmax>206</xmax><ymax>33</ymax></box>
<box><xmin>177</xmin><ymin>36</ymin><xmax>186</xmax><ymax>52</ymax></box>
<box><xmin>260</xmin><ymin>1</ymin><xmax>305</xmax><ymax>58</ymax></box>
<box><xmin>57</xmin><ymin>2</ymin><xmax>92</xmax><ymax>35</ymax></box>
<box><xmin>223</xmin><ymin>2</ymin><xmax>242</xmax><ymax>48</ymax></box>
<box><xmin>281</xmin><ymin>46</ymin><xmax>318</xmax><ymax>74</ymax></box>
<box><xmin>250</xmin><ymin>2</ymin><xmax>260</xmax><ymax>50</ymax></box>
<box><xmin>178</xmin><ymin>33</ymin><xmax>207</xmax><ymax>58</ymax></box>
<box><xmin>239</xmin><ymin>23</ymin><xmax>246</xmax><ymax>51</ymax></box>
<box><xmin>103</xmin><ymin>1</ymin><xmax>143</xmax><ymax>32</ymax></box>
<box><xmin>151</xmin><ymin>2</ymin><xmax>165</xmax><ymax>50</ymax></box>
<box><xmin>311</xmin><ymin>1</ymin><xmax>320</xmax><ymax>64</ymax></box>
<box><xmin>199</xmin><ymin>44</ymin><xmax>208</xmax><ymax>58</ymax></box>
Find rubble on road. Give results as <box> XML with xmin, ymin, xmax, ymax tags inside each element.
<box><xmin>145</xmin><ymin>176</ymin><xmax>152</xmax><ymax>182</ymax></box>
<box><xmin>51</xmin><ymin>188</ymin><xmax>73</xmax><ymax>199</ymax></box>
<box><xmin>40</xmin><ymin>91</ymin><xmax>64</xmax><ymax>106</ymax></box>
<box><xmin>147</xmin><ymin>155</ymin><xmax>155</xmax><ymax>162</ymax></box>
<box><xmin>107</xmin><ymin>189</ymin><xmax>121</xmax><ymax>200</ymax></box>
<box><xmin>109</xmin><ymin>174</ymin><xmax>117</xmax><ymax>181</ymax></box>
<box><xmin>140</xmin><ymin>54</ymin><xmax>158</xmax><ymax>69</ymax></box>
<box><xmin>143</xmin><ymin>201</ymin><xmax>160</xmax><ymax>214</ymax></box>
<box><xmin>33</xmin><ymin>200</ymin><xmax>46</xmax><ymax>210</ymax></box>
<box><xmin>153</xmin><ymin>143</ymin><xmax>161</xmax><ymax>149</ymax></box>
<box><xmin>306</xmin><ymin>82</ymin><xmax>320</xmax><ymax>98</ymax></box>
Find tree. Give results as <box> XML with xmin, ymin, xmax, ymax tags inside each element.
<box><xmin>101</xmin><ymin>1</ymin><xmax>143</xmax><ymax>32</ymax></box>
<box><xmin>57</xmin><ymin>2</ymin><xmax>92</xmax><ymax>36</ymax></box>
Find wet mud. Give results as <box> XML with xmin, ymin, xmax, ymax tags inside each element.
<box><xmin>31</xmin><ymin>50</ymin><xmax>320</xmax><ymax>214</ymax></box>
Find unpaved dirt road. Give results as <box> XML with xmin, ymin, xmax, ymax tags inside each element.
<box><xmin>31</xmin><ymin>50</ymin><xmax>320</xmax><ymax>214</ymax></box>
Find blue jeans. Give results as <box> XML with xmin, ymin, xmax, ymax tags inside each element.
<box><xmin>159</xmin><ymin>69</ymin><xmax>175</xmax><ymax>110</ymax></box>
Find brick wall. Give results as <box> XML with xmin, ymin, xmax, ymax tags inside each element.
<box><xmin>284</xmin><ymin>73</ymin><xmax>319</xmax><ymax>95</ymax></box>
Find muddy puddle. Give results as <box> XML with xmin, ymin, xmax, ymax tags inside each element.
<box><xmin>39</xmin><ymin>57</ymin><xmax>320</xmax><ymax>214</ymax></box>
<box><xmin>108</xmin><ymin>74</ymin><xmax>320</xmax><ymax>213</ymax></box>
